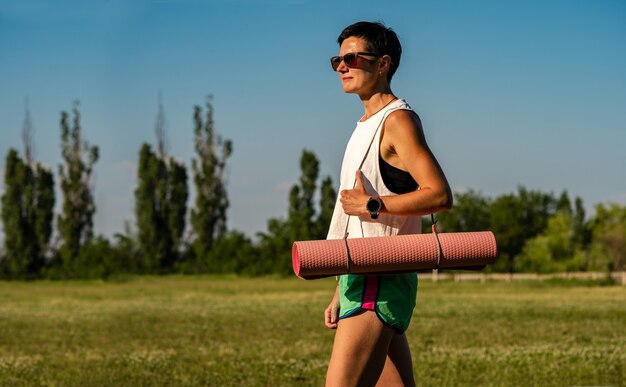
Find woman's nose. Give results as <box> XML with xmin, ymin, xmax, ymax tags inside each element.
<box><xmin>336</xmin><ymin>60</ymin><xmax>348</xmax><ymax>73</ymax></box>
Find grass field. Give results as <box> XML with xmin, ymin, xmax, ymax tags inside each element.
<box><xmin>0</xmin><ymin>276</ymin><xmax>624</xmax><ymax>386</ymax></box>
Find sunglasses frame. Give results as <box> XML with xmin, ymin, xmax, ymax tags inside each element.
<box><xmin>330</xmin><ymin>52</ymin><xmax>382</xmax><ymax>71</ymax></box>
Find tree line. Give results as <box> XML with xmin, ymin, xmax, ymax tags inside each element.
<box><xmin>434</xmin><ymin>188</ymin><xmax>624</xmax><ymax>273</ymax></box>
<box><xmin>0</xmin><ymin>98</ymin><xmax>336</xmax><ymax>279</ymax></box>
<box><xmin>1</xmin><ymin>100</ymin><xmax>625</xmax><ymax>279</ymax></box>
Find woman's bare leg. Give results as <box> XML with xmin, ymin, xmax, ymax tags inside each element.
<box><xmin>325</xmin><ymin>310</ymin><xmax>396</xmax><ymax>387</ymax></box>
<box><xmin>375</xmin><ymin>333</ymin><xmax>416</xmax><ymax>387</ymax></box>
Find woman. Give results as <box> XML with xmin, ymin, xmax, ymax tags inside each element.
<box><xmin>324</xmin><ymin>22</ymin><xmax>452</xmax><ymax>386</ymax></box>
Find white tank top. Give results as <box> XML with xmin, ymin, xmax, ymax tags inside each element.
<box><xmin>326</xmin><ymin>98</ymin><xmax>422</xmax><ymax>240</ymax></box>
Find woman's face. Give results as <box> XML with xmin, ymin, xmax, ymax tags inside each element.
<box><xmin>336</xmin><ymin>36</ymin><xmax>383</xmax><ymax>95</ymax></box>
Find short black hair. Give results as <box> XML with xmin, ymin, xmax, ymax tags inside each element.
<box><xmin>337</xmin><ymin>21</ymin><xmax>402</xmax><ymax>82</ymax></box>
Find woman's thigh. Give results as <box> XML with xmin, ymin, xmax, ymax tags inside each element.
<box><xmin>376</xmin><ymin>333</ymin><xmax>416</xmax><ymax>387</ymax></box>
<box><xmin>325</xmin><ymin>310</ymin><xmax>396</xmax><ymax>387</ymax></box>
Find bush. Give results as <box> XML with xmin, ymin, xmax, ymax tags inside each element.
<box><xmin>178</xmin><ymin>231</ymin><xmax>260</xmax><ymax>275</ymax></box>
<box><xmin>43</xmin><ymin>236</ymin><xmax>139</xmax><ymax>280</ymax></box>
<box><xmin>515</xmin><ymin>211</ymin><xmax>585</xmax><ymax>273</ymax></box>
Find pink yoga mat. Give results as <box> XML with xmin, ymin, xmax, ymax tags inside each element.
<box><xmin>292</xmin><ymin>232</ymin><xmax>497</xmax><ymax>280</ymax></box>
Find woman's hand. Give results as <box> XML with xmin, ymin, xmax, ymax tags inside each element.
<box><xmin>324</xmin><ymin>285</ymin><xmax>341</xmax><ymax>329</ymax></box>
<box><xmin>340</xmin><ymin>171</ymin><xmax>370</xmax><ymax>216</ymax></box>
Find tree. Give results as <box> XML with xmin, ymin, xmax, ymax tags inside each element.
<box><xmin>190</xmin><ymin>97</ymin><xmax>233</xmax><ymax>260</ymax></box>
<box><xmin>586</xmin><ymin>203</ymin><xmax>626</xmax><ymax>272</ymax></box>
<box><xmin>257</xmin><ymin>217</ymin><xmax>292</xmax><ymax>275</ymax></box>
<box><xmin>135</xmin><ymin>97</ymin><xmax>188</xmax><ymax>272</ymax></box>
<box><xmin>2</xmin><ymin>150</ymin><xmax>35</xmax><ymax>276</ymax></box>
<box><xmin>515</xmin><ymin>210</ymin><xmax>585</xmax><ymax>273</ymax></box>
<box><xmin>135</xmin><ymin>144</ymin><xmax>165</xmax><ymax>271</ymax></box>
<box><xmin>435</xmin><ymin>189</ymin><xmax>491</xmax><ymax>232</ymax></box>
<box><xmin>287</xmin><ymin>150</ymin><xmax>337</xmax><ymax>241</ymax></box>
<box><xmin>489</xmin><ymin>186</ymin><xmax>558</xmax><ymax>272</ymax></box>
<box><xmin>1</xmin><ymin>102</ymin><xmax>55</xmax><ymax>278</ymax></box>
<box><xmin>184</xmin><ymin>230</ymin><xmax>257</xmax><ymax>275</ymax></box>
<box><xmin>33</xmin><ymin>163</ymin><xmax>55</xmax><ymax>267</ymax></box>
<box><xmin>167</xmin><ymin>160</ymin><xmax>188</xmax><ymax>259</ymax></box>
<box><xmin>556</xmin><ymin>190</ymin><xmax>572</xmax><ymax>214</ymax></box>
<box><xmin>553</xmin><ymin>190</ymin><xmax>588</xmax><ymax>246</ymax></box>
<box><xmin>56</xmin><ymin>101</ymin><xmax>99</xmax><ymax>272</ymax></box>
<box><xmin>135</xmin><ymin>144</ymin><xmax>188</xmax><ymax>272</ymax></box>
<box><xmin>316</xmin><ymin>176</ymin><xmax>337</xmax><ymax>239</ymax></box>
<box><xmin>257</xmin><ymin>150</ymin><xmax>335</xmax><ymax>275</ymax></box>
<box><xmin>288</xmin><ymin>150</ymin><xmax>319</xmax><ymax>242</ymax></box>
<box><xmin>573</xmin><ymin>196</ymin><xmax>588</xmax><ymax>246</ymax></box>
<box><xmin>22</xmin><ymin>97</ymin><xmax>34</xmax><ymax>165</ymax></box>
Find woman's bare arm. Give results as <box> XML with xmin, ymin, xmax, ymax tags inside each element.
<box><xmin>340</xmin><ymin>109</ymin><xmax>452</xmax><ymax>217</ymax></box>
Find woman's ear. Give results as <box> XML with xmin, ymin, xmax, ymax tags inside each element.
<box><xmin>379</xmin><ymin>54</ymin><xmax>392</xmax><ymax>73</ymax></box>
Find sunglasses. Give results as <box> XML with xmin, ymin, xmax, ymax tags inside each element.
<box><xmin>330</xmin><ymin>52</ymin><xmax>382</xmax><ymax>71</ymax></box>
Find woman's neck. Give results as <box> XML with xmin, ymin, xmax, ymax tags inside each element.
<box><xmin>360</xmin><ymin>90</ymin><xmax>397</xmax><ymax>121</ymax></box>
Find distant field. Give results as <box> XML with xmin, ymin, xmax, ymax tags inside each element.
<box><xmin>0</xmin><ymin>276</ymin><xmax>624</xmax><ymax>386</ymax></box>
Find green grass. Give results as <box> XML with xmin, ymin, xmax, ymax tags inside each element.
<box><xmin>0</xmin><ymin>276</ymin><xmax>624</xmax><ymax>386</ymax></box>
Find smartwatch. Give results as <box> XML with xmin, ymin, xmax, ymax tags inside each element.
<box><xmin>366</xmin><ymin>197</ymin><xmax>383</xmax><ymax>219</ymax></box>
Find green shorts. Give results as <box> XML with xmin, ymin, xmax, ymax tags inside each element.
<box><xmin>338</xmin><ymin>272</ymin><xmax>418</xmax><ymax>333</ymax></box>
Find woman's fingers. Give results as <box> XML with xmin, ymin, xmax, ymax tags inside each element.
<box><xmin>325</xmin><ymin>305</ymin><xmax>339</xmax><ymax>329</ymax></box>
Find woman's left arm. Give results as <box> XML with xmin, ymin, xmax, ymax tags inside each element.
<box><xmin>340</xmin><ymin>110</ymin><xmax>453</xmax><ymax>217</ymax></box>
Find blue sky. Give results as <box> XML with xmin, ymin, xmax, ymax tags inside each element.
<box><xmin>1</xmin><ymin>0</ymin><xmax>625</xmax><ymax>241</ymax></box>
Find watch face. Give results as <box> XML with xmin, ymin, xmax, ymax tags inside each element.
<box><xmin>367</xmin><ymin>197</ymin><xmax>381</xmax><ymax>213</ymax></box>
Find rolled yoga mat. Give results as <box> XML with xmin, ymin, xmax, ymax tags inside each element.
<box><xmin>292</xmin><ymin>231</ymin><xmax>497</xmax><ymax>280</ymax></box>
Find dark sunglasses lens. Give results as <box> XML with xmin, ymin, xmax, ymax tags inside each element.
<box><xmin>343</xmin><ymin>53</ymin><xmax>358</xmax><ymax>67</ymax></box>
<box><xmin>331</xmin><ymin>56</ymin><xmax>342</xmax><ymax>71</ymax></box>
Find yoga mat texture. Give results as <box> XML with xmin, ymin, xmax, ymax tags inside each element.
<box><xmin>292</xmin><ymin>232</ymin><xmax>497</xmax><ymax>280</ymax></box>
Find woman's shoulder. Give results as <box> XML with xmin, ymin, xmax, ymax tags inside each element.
<box><xmin>384</xmin><ymin>106</ymin><xmax>423</xmax><ymax>134</ymax></box>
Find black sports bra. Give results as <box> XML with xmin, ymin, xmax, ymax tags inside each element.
<box><xmin>379</xmin><ymin>155</ymin><xmax>419</xmax><ymax>194</ymax></box>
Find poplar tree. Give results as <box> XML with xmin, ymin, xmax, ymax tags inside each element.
<box><xmin>287</xmin><ymin>150</ymin><xmax>336</xmax><ymax>241</ymax></box>
<box><xmin>33</xmin><ymin>163</ymin><xmax>55</xmax><ymax>266</ymax></box>
<box><xmin>2</xmin><ymin>150</ymin><xmax>35</xmax><ymax>275</ymax></box>
<box><xmin>57</xmin><ymin>101</ymin><xmax>99</xmax><ymax>268</ymax></box>
<box><xmin>135</xmin><ymin>97</ymin><xmax>188</xmax><ymax>272</ymax></box>
<box><xmin>1</xmin><ymin>102</ymin><xmax>54</xmax><ymax>277</ymax></box>
<box><xmin>135</xmin><ymin>144</ymin><xmax>162</xmax><ymax>271</ymax></box>
<box><xmin>135</xmin><ymin>145</ymin><xmax>188</xmax><ymax>271</ymax></box>
<box><xmin>316</xmin><ymin>176</ymin><xmax>337</xmax><ymax>239</ymax></box>
<box><xmin>191</xmin><ymin>97</ymin><xmax>232</xmax><ymax>259</ymax></box>
<box><xmin>288</xmin><ymin>150</ymin><xmax>319</xmax><ymax>242</ymax></box>
<box><xmin>257</xmin><ymin>150</ymin><xmax>335</xmax><ymax>274</ymax></box>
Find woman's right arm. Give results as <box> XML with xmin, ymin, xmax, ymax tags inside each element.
<box><xmin>324</xmin><ymin>284</ymin><xmax>340</xmax><ymax>329</ymax></box>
